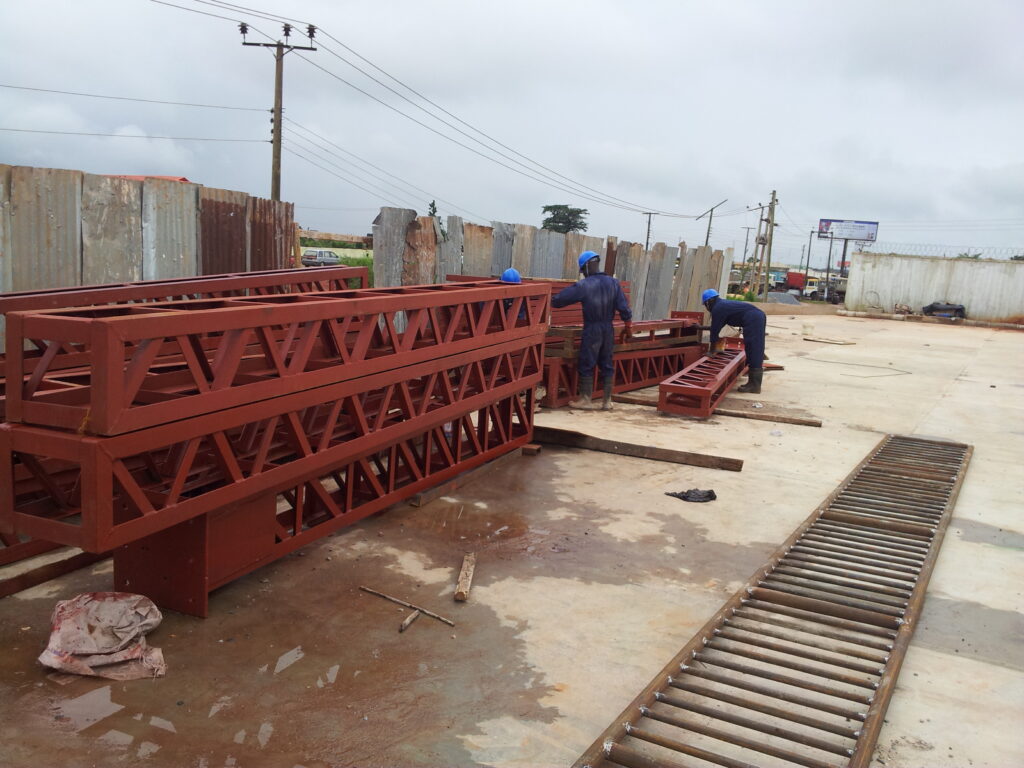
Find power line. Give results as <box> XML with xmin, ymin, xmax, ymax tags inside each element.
<box><xmin>0</xmin><ymin>82</ymin><xmax>264</xmax><ymax>111</ymax></box>
<box><xmin>188</xmin><ymin>0</ymin><xmax>697</xmax><ymax>215</ymax></box>
<box><xmin>158</xmin><ymin>0</ymin><xmax>702</xmax><ymax>217</ymax></box>
<box><xmin>283</xmin><ymin>136</ymin><xmax>426</xmax><ymax>211</ymax></box>
<box><xmin>0</xmin><ymin>127</ymin><xmax>266</xmax><ymax>142</ymax></box>
<box><xmin>286</xmin><ymin>119</ymin><xmax>489</xmax><ymax>221</ymax></box>
<box><xmin>283</xmin><ymin>145</ymin><xmax>403</xmax><ymax>207</ymax></box>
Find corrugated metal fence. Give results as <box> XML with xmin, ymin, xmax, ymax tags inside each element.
<box><xmin>0</xmin><ymin>163</ymin><xmax>295</xmax><ymax>296</ymax></box>
<box><xmin>370</xmin><ymin>206</ymin><xmax>731</xmax><ymax>320</ymax></box>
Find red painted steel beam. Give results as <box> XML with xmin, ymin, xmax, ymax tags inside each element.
<box><xmin>658</xmin><ymin>349</ymin><xmax>747</xmax><ymax>419</ymax></box>
<box><xmin>2</xmin><ymin>338</ymin><xmax>544</xmax><ymax>551</ymax></box>
<box><xmin>112</xmin><ymin>389</ymin><xmax>534</xmax><ymax>617</ymax></box>
<box><xmin>0</xmin><ymin>266</ymin><xmax>368</xmax><ymax>317</ymax></box>
<box><xmin>6</xmin><ymin>281</ymin><xmax>551</xmax><ymax>435</ymax></box>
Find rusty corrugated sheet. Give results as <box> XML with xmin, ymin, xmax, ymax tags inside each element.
<box><xmin>199</xmin><ymin>187</ymin><xmax>249</xmax><ymax>274</ymax></box>
<box><xmin>81</xmin><ymin>174</ymin><xmax>143</xmax><ymax>285</ymax></box>
<box><xmin>9</xmin><ymin>165</ymin><xmax>82</xmax><ymax>291</ymax></box>
<box><xmin>142</xmin><ymin>177</ymin><xmax>199</xmax><ymax>280</ymax></box>
<box><xmin>249</xmin><ymin>197</ymin><xmax>294</xmax><ymax>271</ymax></box>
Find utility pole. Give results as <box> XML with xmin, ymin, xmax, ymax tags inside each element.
<box><xmin>241</xmin><ymin>22</ymin><xmax>317</xmax><ymax>201</ymax></box>
<box><xmin>696</xmin><ymin>198</ymin><xmax>728</xmax><ymax>247</ymax></box>
<box><xmin>643</xmin><ymin>212</ymin><xmax>655</xmax><ymax>252</ymax></box>
<box><xmin>804</xmin><ymin>229</ymin><xmax>815</xmax><ymax>288</ymax></box>
<box><xmin>762</xmin><ymin>189</ymin><xmax>777</xmax><ymax>301</ymax></box>
<box><xmin>740</xmin><ymin>226</ymin><xmax>754</xmax><ymax>286</ymax></box>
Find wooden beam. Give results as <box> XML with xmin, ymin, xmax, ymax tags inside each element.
<box><xmin>454</xmin><ymin>553</ymin><xmax>476</xmax><ymax>602</ymax></box>
<box><xmin>532</xmin><ymin>426</ymin><xmax>743</xmax><ymax>472</ymax></box>
<box><xmin>409</xmin><ymin>448</ymin><xmax>522</xmax><ymax>507</ymax></box>
<box><xmin>0</xmin><ymin>551</ymin><xmax>108</xmax><ymax>599</ymax></box>
<box><xmin>610</xmin><ymin>392</ymin><xmax>822</xmax><ymax>428</ymax></box>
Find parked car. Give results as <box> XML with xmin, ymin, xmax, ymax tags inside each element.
<box><xmin>301</xmin><ymin>249</ymin><xmax>341</xmax><ymax>267</ymax></box>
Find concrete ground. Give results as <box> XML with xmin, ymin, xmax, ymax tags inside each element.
<box><xmin>0</xmin><ymin>314</ymin><xmax>1021</xmax><ymax>768</ymax></box>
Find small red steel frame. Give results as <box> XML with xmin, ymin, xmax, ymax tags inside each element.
<box><xmin>0</xmin><ymin>267</ymin><xmax>369</xmax><ymax>569</ymax></box>
<box><xmin>658</xmin><ymin>349</ymin><xmax>748</xmax><ymax>419</ymax></box>
<box><xmin>1</xmin><ymin>279</ymin><xmax>549</xmax><ymax>615</ymax></box>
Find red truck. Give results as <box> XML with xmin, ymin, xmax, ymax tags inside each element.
<box><xmin>785</xmin><ymin>272</ymin><xmax>806</xmax><ymax>291</ymax></box>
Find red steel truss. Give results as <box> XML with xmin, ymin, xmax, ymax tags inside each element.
<box><xmin>113</xmin><ymin>390</ymin><xmax>534</xmax><ymax>616</ymax></box>
<box><xmin>6</xmin><ymin>281</ymin><xmax>549</xmax><ymax>435</ymax></box>
<box><xmin>0</xmin><ymin>267</ymin><xmax>369</xmax><ymax>569</ymax></box>
<box><xmin>657</xmin><ymin>349</ymin><xmax>748</xmax><ymax>419</ymax></box>
<box><xmin>1</xmin><ymin>278</ymin><xmax>548</xmax><ymax>614</ymax></box>
<box><xmin>2</xmin><ymin>335</ymin><xmax>543</xmax><ymax>551</ymax></box>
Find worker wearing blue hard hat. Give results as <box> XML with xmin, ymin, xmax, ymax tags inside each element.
<box><xmin>500</xmin><ymin>268</ymin><xmax>521</xmax><ymax>283</ymax></box>
<box><xmin>551</xmin><ymin>251</ymin><xmax>633</xmax><ymax>410</ymax></box>
<box><xmin>702</xmin><ymin>288</ymin><xmax>768</xmax><ymax>394</ymax></box>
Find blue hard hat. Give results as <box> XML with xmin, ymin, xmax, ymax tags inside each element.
<box><xmin>578</xmin><ymin>251</ymin><xmax>600</xmax><ymax>270</ymax></box>
<box><xmin>500</xmin><ymin>267</ymin><xmax>522</xmax><ymax>284</ymax></box>
<box><xmin>702</xmin><ymin>289</ymin><xmax>720</xmax><ymax>303</ymax></box>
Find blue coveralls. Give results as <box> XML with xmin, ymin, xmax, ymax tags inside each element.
<box><xmin>551</xmin><ymin>273</ymin><xmax>632</xmax><ymax>380</ymax></box>
<box><xmin>708</xmin><ymin>298</ymin><xmax>767</xmax><ymax>368</ymax></box>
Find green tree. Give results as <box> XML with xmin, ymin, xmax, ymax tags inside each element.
<box><xmin>427</xmin><ymin>199</ymin><xmax>447</xmax><ymax>239</ymax></box>
<box><xmin>1010</xmin><ymin>254</ymin><xmax>1024</xmax><ymax>261</ymax></box>
<box><xmin>955</xmin><ymin>252</ymin><xmax>981</xmax><ymax>260</ymax></box>
<box><xmin>541</xmin><ymin>204</ymin><xmax>589</xmax><ymax>233</ymax></box>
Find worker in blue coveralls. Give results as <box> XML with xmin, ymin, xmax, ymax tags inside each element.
<box><xmin>702</xmin><ymin>288</ymin><xmax>767</xmax><ymax>394</ymax></box>
<box><xmin>551</xmin><ymin>251</ymin><xmax>633</xmax><ymax>410</ymax></box>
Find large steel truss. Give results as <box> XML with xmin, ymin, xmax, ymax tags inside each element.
<box><xmin>1</xmin><ymin>276</ymin><xmax>548</xmax><ymax>614</ymax></box>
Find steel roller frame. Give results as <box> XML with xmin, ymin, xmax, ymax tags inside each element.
<box><xmin>658</xmin><ymin>349</ymin><xmax>748</xmax><ymax>419</ymax></box>
<box><xmin>6</xmin><ymin>281</ymin><xmax>550</xmax><ymax>435</ymax></box>
<box><xmin>1</xmin><ymin>337</ymin><xmax>543</xmax><ymax>553</ymax></box>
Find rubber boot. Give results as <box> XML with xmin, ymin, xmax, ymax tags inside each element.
<box><xmin>569</xmin><ymin>378</ymin><xmax>598</xmax><ymax>410</ymax></box>
<box><xmin>601</xmin><ymin>375</ymin><xmax>614</xmax><ymax>410</ymax></box>
<box><xmin>737</xmin><ymin>367</ymin><xmax>763</xmax><ymax>394</ymax></box>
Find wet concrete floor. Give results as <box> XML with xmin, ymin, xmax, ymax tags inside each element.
<box><xmin>0</xmin><ymin>314</ymin><xmax>1021</xmax><ymax>767</ymax></box>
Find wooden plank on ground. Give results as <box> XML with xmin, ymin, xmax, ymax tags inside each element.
<box><xmin>409</xmin><ymin>448</ymin><xmax>522</xmax><ymax>506</ymax></box>
<box><xmin>715</xmin><ymin>397</ymin><xmax>823</xmax><ymax>427</ymax></box>
<box><xmin>609</xmin><ymin>390</ymin><xmax>821</xmax><ymax>427</ymax></box>
<box><xmin>532</xmin><ymin>426</ymin><xmax>743</xmax><ymax>471</ymax></box>
<box><xmin>454</xmin><ymin>553</ymin><xmax>476</xmax><ymax>602</ymax></box>
<box><xmin>0</xmin><ymin>551</ymin><xmax>108</xmax><ymax>599</ymax></box>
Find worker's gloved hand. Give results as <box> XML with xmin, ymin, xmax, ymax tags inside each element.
<box><xmin>619</xmin><ymin>321</ymin><xmax>633</xmax><ymax>344</ymax></box>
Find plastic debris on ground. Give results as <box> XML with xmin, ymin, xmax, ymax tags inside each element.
<box><xmin>38</xmin><ymin>592</ymin><xmax>166</xmax><ymax>680</ymax></box>
<box><xmin>665</xmin><ymin>489</ymin><xmax>717</xmax><ymax>503</ymax></box>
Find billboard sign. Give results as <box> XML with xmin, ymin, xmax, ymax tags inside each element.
<box><xmin>818</xmin><ymin>219</ymin><xmax>878</xmax><ymax>241</ymax></box>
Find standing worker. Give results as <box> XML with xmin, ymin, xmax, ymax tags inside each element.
<box><xmin>701</xmin><ymin>288</ymin><xmax>767</xmax><ymax>394</ymax></box>
<box><xmin>551</xmin><ymin>251</ymin><xmax>633</xmax><ymax>410</ymax></box>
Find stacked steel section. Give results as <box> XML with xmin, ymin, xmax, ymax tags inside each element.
<box><xmin>0</xmin><ymin>267</ymin><xmax>368</xmax><ymax>569</ymax></box>
<box><xmin>1</xmin><ymin>274</ymin><xmax>548</xmax><ymax>615</ymax></box>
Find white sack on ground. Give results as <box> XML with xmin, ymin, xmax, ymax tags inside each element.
<box><xmin>38</xmin><ymin>592</ymin><xmax>167</xmax><ymax>680</ymax></box>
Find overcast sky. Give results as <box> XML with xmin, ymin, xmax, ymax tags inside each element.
<box><xmin>2</xmin><ymin>0</ymin><xmax>1022</xmax><ymax>266</ymax></box>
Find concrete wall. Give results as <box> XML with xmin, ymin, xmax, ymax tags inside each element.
<box><xmin>846</xmin><ymin>252</ymin><xmax>1024</xmax><ymax>322</ymax></box>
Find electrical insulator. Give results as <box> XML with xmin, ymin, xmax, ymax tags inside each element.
<box><xmin>282</xmin><ymin>23</ymin><xmax>292</xmax><ymax>38</ymax></box>
<box><xmin>307</xmin><ymin>24</ymin><xmax>316</xmax><ymax>39</ymax></box>
<box><xmin>238</xmin><ymin>22</ymin><xmax>248</xmax><ymax>36</ymax></box>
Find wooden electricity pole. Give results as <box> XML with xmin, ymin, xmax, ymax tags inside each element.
<box><xmin>241</xmin><ymin>23</ymin><xmax>317</xmax><ymax>201</ymax></box>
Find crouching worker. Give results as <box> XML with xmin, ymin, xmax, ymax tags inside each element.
<box><xmin>551</xmin><ymin>251</ymin><xmax>633</xmax><ymax>410</ymax></box>
<box><xmin>701</xmin><ymin>288</ymin><xmax>767</xmax><ymax>394</ymax></box>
